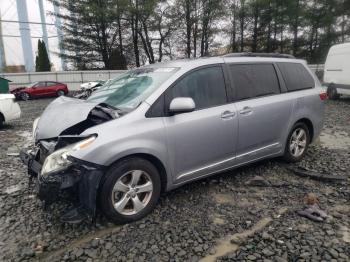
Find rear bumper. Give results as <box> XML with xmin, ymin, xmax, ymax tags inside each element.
<box><xmin>20</xmin><ymin>147</ymin><xmax>104</xmax><ymax>220</ymax></box>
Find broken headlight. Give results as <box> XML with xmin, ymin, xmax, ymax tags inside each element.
<box><xmin>41</xmin><ymin>136</ymin><xmax>96</xmax><ymax>177</ymax></box>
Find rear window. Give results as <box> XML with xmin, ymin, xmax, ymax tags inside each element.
<box><xmin>229</xmin><ymin>64</ymin><xmax>280</xmax><ymax>100</ymax></box>
<box><xmin>277</xmin><ymin>63</ymin><xmax>315</xmax><ymax>91</ymax></box>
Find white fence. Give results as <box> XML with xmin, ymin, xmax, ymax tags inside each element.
<box><xmin>0</xmin><ymin>70</ymin><xmax>126</xmax><ymax>91</ymax></box>
<box><xmin>1</xmin><ymin>64</ymin><xmax>324</xmax><ymax>91</ymax></box>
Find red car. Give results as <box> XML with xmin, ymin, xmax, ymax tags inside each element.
<box><xmin>11</xmin><ymin>81</ymin><xmax>69</xmax><ymax>101</ymax></box>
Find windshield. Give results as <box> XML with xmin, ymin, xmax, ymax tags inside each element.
<box><xmin>87</xmin><ymin>67</ymin><xmax>179</xmax><ymax>109</ymax></box>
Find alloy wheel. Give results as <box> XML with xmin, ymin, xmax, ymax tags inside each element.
<box><xmin>111</xmin><ymin>170</ymin><xmax>153</xmax><ymax>216</ymax></box>
<box><xmin>21</xmin><ymin>93</ymin><xmax>29</xmax><ymax>101</ymax></box>
<box><xmin>289</xmin><ymin>128</ymin><xmax>307</xmax><ymax>157</ymax></box>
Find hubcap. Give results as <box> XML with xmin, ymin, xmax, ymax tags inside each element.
<box><xmin>289</xmin><ymin>128</ymin><xmax>307</xmax><ymax>157</ymax></box>
<box><xmin>111</xmin><ymin>170</ymin><xmax>153</xmax><ymax>215</ymax></box>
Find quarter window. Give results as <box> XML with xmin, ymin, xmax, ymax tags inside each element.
<box><xmin>229</xmin><ymin>64</ymin><xmax>280</xmax><ymax>100</ymax></box>
<box><xmin>277</xmin><ymin>63</ymin><xmax>315</xmax><ymax>91</ymax></box>
<box><xmin>168</xmin><ymin>66</ymin><xmax>227</xmax><ymax>110</ymax></box>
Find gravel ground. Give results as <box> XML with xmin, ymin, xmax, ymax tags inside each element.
<box><xmin>0</xmin><ymin>97</ymin><xmax>349</xmax><ymax>262</ymax></box>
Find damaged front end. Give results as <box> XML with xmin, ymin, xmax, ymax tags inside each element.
<box><xmin>20</xmin><ymin>97</ymin><xmax>122</xmax><ymax>223</ymax></box>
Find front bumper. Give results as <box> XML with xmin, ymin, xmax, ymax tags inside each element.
<box><xmin>20</xmin><ymin>147</ymin><xmax>105</xmax><ymax>222</ymax></box>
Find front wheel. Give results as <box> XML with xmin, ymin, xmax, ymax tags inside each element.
<box><xmin>99</xmin><ymin>158</ymin><xmax>161</xmax><ymax>224</ymax></box>
<box><xmin>20</xmin><ymin>92</ymin><xmax>30</xmax><ymax>101</ymax></box>
<box><xmin>283</xmin><ymin>122</ymin><xmax>310</xmax><ymax>163</ymax></box>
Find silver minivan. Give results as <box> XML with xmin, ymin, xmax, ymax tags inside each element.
<box><xmin>21</xmin><ymin>53</ymin><xmax>326</xmax><ymax>224</ymax></box>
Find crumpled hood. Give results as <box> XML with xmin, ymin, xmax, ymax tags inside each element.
<box><xmin>35</xmin><ymin>96</ymin><xmax>100</xmax><ymax>141</ymax></box>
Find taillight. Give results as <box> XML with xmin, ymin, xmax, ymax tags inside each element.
<box><xmin>319</xmin><ymin>92</ymin><xmax>328</xmax><ymax>101</ymax></box>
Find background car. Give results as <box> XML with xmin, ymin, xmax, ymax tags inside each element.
<box><xmin>0</xmin><ymin>94</ymin><xmax>21</xmax><ymax>127</ymax></box>
<box><xmin>324</xmin><ymin>42</ymin><xmax>350</xmax><ymax>99</ymax></box>
<box><xmin>10</xmin><ymin>81</ymin><xmax>68</xmax><ymax>101</ymax></box>
<box><xmin>75</xmin><ymin>79</ymin><xmax>112</xmax><ymax>99</ymax></box>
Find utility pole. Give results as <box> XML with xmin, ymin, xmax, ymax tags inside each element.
<box><xmin>16</xmin><ymin>0</ymin><xmax>34</xmax><ymax>72</ymax></box>
<box><xmin>38</xmin><ymin>0</ymin><xmax>50</xmax><ymax>61</ymax></box>
<box><xmin>53</xmin><ymin>2</ymin><xmax>66</xmax><ymax>71</ymax></box>
<box><xmin>0</xmin><ymin>11</ymin><xmax>7</xmax><ymax>72</ymax></box>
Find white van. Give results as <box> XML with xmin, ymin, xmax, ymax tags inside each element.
<box><xmin>324</xmin><ymin>43</ymin><xmax>350</xmax><ymax>99</ymax></box>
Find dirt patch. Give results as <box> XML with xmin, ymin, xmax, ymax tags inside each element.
<box><xmin>212</xmin><ymin>215</ymin><xmax>226</xmax><ymax>225</ymax></box>
<box><xmin>200</xmin><ymin>208</ymin><xmax>288</xmax><ymax>262</ymax></box>
<box><xmin>319</xmin><ymin>130</ymin><xmax>350</xmax><ymax>150</ymax></box>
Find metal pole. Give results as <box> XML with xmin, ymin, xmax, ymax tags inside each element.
<box><xmin>38</xmin><ymin>0</ymin><xmax>50</xmax><ymax>61</ymax></box>
<box><xmin>16</xmin><ymin>0</ymin><xmax>34</xmax><ymax>72</ymax></box>
<box><xmin>0</xmin><ymin>11</ymin><xmax>7</xmax><ymax>72</ymax></box>
<box><xmin>53</xmin><ymin>2</ymin><xmax>66</xmax><ymax>71</ymax></box>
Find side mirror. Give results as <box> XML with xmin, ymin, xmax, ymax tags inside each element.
<box><xmin>169</xmin><ymin>97</ymin><xmax>195</xmax><ymax>114</ymax></box>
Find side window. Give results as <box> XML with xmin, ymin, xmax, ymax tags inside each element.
<box><xmin>33</xmin><ymin>82</ymin><xmax>46</xmax><ymax>88</ymax></box>
<box><xmin>229</xmin><ymin>64</ymin><xmax>280</xmax><ymax>100</ymax></box>
<box><xmin>277</xmin><ymin>63</ymin><xmax>315</xmax><ymax>91</ymax></box>
<box><xmin>168</xmin><ymin>66</ymin><xmax>227</xmax><ymax>110</ymax></box>
<box><xmin>146</xmin><ymin>95</ymin><xmax>165</xmax><ymax>118</ymax></box>
<box><xmin>46</xmin><ymin>82</ymin><xmax>57</xmax><ymax>87</ymax></box>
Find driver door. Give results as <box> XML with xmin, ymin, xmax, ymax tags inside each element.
<box><xmin>31</xmin><ymin>82</ymin><xmax>47</xmax><ymax>97</ymax></box>
<box><xmin>163</xmin><ymin>65</ymin><xmax>238</xmax><ymax>183</ymax></box>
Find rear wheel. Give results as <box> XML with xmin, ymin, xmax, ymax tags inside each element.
<box><xmin>20</xmin><ymin>92</ymin><xmax>30</xmax><ymax>101</ymax></box>
<box><xmin>57</xmin><ymin>90</ymin><xmax>65</xmax><ymax>97</ymax></box>
<box><xmin>283</xmin><ymin>122</ymin><xmax>310</xmax><ymax>163</ymax></box>
<box><xmin>99</xmin><ymin>158</ymin><xmax>161</xmax><ymax>224</ymax></box>
<box><xmin>327</xmin><ymin>84</ymin><xmax>340</xmax><ymax>100</ymax></box>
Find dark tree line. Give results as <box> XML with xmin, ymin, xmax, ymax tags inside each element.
<box><xmin>53</xmin><ymin>0</ymin><xmax>350</xmax><ymax>70</ymax></box>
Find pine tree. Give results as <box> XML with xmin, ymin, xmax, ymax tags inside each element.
<box><xmin>35</xmin><ymin>40</ymin><xmax>51</xmax><ymax>72</ymax></box>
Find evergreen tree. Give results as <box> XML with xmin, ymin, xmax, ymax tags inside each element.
<box><xmin>35</xmin><ymin>40</ymin><xmax>51</xmax><ymax>72</ymax></box>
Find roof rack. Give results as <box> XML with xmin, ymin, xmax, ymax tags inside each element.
<box><xmin>223</xmin><ymin>52</ymin><xmax>295</xmax><ymax>59</ymax></box>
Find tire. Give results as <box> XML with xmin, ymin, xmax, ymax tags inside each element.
<box><xmin>20</xmin><ymin>92</ymin><xmax>30</xmax><ymax>101</ymax></box>
<box><xmin>283</xmin><ymin>122</ymin><xmax>310</xmax><ymax>163</ymax></box>
<box><xmin>327</xmin><ymin>84</ymin><xmax>340</xmax><ymax>100</ymax></box>
<box><xmin>57</xmin><ymin>90</ymin><xmax>65</xmax><ymax>97</ymax></box>
<box><xmin>0</xmin><ymin>113</ymin><xmax>4</xmax><ymax>128</ymax></box>
<box><xmin>99</xmin><ymin>157</ymin><xmax>161</xmax><ymax>224</ymax></box>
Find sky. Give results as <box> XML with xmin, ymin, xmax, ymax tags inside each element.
<box><xmin>0</xmin><ymin>0</ymin><xmax>62</xmax><ymax>71</ymax></box>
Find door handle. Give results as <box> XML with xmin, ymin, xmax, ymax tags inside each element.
<box><xmin>221</xmin><ymin>110</ymin><xmax>236</xmax><ymax>119</ymax></box>
<box><xmin>239</xmin><ymin>106</ymin><xmax>253</xmax><ymax>115</ymax></box>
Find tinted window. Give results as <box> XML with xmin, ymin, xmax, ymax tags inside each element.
<box><xmin>229</xmin><ymin>64</ymin><xmax>280</xmax><ymax>100</ymax></box>
<box><xmin>47</xmin><ymin>82</ymin><xmax>57</xmax><ymax>87</ymax></box>
<box><xmin>33</xmin><ymin>82</ymin><xmax>46</xmax><ymax>87</ymax></box>
<box><xmin>168</xmin><ymin>66</ymin><xmax>227</xmax><ymax>110</ymax></box>
<box><xmin>277</xmin><ymin>63</ymin><xmax>315</xmax><ymax>91</ymax></box>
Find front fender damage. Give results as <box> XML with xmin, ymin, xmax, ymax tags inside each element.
<box><xmin>21</xmin><ymin>135</ymin><xmax>106</xmax><ymax>224</ymax></box>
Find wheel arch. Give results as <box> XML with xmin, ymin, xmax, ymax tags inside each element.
<box><xmin>295</xmin><ymin>118</ymin><xmax>314</xmax><ymax>142</ymax></box>
<box><xmin>101</xmin><ymin>153</ymin><xmax>169</xmax><ymax>193</ymax></box>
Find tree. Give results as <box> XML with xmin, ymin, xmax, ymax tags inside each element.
<box><xmin>35</xmin><ymin>40</ymin><xmax>51</xmax><ymax>72</ymax></box>
<box><xmin>52</xmin><ymin>0</ymin><xmax>128</xmax><ymax>69</ymax></box>
<box><xmin>51</xmin><ymin>0</ymin><xmax>350</xmax><ymax>68</ymax></box>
